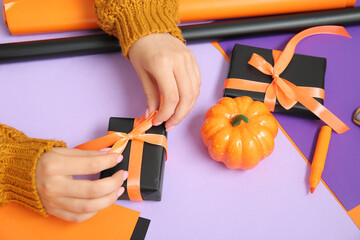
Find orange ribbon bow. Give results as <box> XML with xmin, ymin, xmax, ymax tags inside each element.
<box><xmin>224</xmin><ymin>26</ymin><xmax>350</xmax><ymax>134</ymax></box>
<box><xmin>75</xmin><ymin>111</ymin><xmax>167</xmax><ymax>201</ymax></box>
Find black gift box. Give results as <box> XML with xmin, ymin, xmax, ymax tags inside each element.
<box><xmin>224</xmin><ymin>44</ymin><xmax>326</xmax><ymax>118</ymax></box>
<box><xmin>100</xmin><ymin>117</ymin><xmax>167</xmax><ymax>201</ymax></box>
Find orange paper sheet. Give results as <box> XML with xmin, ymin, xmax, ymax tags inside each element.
<box><xmin>0</xmin><ymin>203</ymin><xmax>141</xmax><ymax>240</ymax></box>
<box><xmin>2</xmin><ymin>0</ymin><xmax>356</xmax><ymax>35</ymax></box>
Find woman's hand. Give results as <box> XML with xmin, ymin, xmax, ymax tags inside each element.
<box><xmin>128</xmin><ymin>33</ymin><xmax>201</xmax><ymax>131</ymax></box>
<box><xmin>36</xmin><ymin>147</ymin><xmax>127</xmax><ymax>222</ymax></box>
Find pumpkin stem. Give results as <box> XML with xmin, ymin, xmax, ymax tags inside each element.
<box><xmin>231</xmin><ymin>114</ymin><xmax>249</xmax><ymax>127</ymax></box>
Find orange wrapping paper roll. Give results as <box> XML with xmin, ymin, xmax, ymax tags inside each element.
<box><xmin>2</xmin><ymin>0</ymin><xmax>357</xmax><ymax>35</ymax></box>
<box><xmin>180</xmin><ymin>0</ymin><xmax>356</xmax><ymax>22</ymax></box>
<box><xmin>3</xmin><ymin>0</ymin><xmax>99</xmax><ymax>35</ymax></box>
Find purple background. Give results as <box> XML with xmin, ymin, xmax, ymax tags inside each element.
<box><xmin>1</xmin><ymin>1</ymin><xmax>359</xmax><ymax>239</ymax></box>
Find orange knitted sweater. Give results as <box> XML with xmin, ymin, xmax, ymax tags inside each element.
<box><xmin>95</xmin><ymin>0</ymin><xmax>184</xmax><ymax>58</ymax></box>
<box><xmin>0</xmin><ymin>0</ymin><xmax>182</xmax><ymax>215</ymax></box>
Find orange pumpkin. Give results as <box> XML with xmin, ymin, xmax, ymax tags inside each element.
<box><xmin>201</xmin><ymin>96</ymin><xmax>278</xmax><ymax>169</ymax></box>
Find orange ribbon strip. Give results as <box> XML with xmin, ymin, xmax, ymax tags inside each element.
<box><xmin>75</xmin><ymin>111</ymin><xmax>167</xmax><ymax>201</ymax></box>
<box><xmin>224</xmin><ymin>26</ymin><xmax>350</xmax><ymax>134</ymax></box>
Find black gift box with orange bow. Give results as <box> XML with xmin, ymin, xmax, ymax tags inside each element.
<box><xmin>100</xmin><ymin>117</ymin><xmax>167</xmax><ymax>201</ymax></box>
<box><xmin>224</xmin><ymin>44</ymin><xmax>326</xmax><ymax>118</ymax></box>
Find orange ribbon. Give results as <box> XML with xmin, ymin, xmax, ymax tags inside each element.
<box><xmin>75</xmin><ymin>111</ymin><xmax>167</xmax><ymax>201</ymax></box>
<box><xmin>224</xmin><ymin>26</ymin><xmax>350</xmax><ymax>134</ymax></box>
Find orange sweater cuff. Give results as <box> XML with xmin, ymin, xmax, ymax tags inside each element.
<box><xmin>95</xmin><ymin>0</ymin><xmax>184</xmax><ymax>59</ymax></box>
<box><xmin>0</xmin><ymin>127</ymin><xmax>66</xmax><ymax>216</ymax></box>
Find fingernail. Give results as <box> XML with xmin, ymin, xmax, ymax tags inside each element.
<box><xmin>117</xmin><ymin>155</ymin><xmax>123</xmax><ymax>163</ymax></box>
<box><xmin>166</xmin><ymin>126</ymin><xmax>175</xmax><ymax>132</ymax></box>
<box><xmin>145</xmin><ymin>108</ymin><xmax>150</xmax><ymax>119</ymax></box>
<box><xmin>117</xmin><ymin>187</ymin><xmax>125</xmax><ymax>197</ymax></box>
<box><xmin>153</xmin><ymin>121</ymin><xmax>163</xmax><ymax>126</ymax></box>
<box><xmin>100</xmin><ymin>148</ymin><xmax>111</xmax><ymax>152</ymax></box>
<box><xmin>123</xmin><ymin>171</ymin><xmax>128</xmax><ymax>181</ymax></box>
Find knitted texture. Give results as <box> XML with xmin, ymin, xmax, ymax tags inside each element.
<box><xmin>0</xmin><ymin>124</ymin><xmax>66</xmax><ymax>216</ymax></box>
<box><xmin>95</xmin><ymin>0</ymin><xmax>184</xmax><ymax>58</ymax></box>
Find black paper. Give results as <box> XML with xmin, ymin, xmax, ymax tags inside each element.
<box><xmin>100</xmin><ymin>117</ymin><xmax>167</xmax><ymax>201</ymax></box>
<box><xmin>1</xmin><ymin>7</ymin><xmax>360</xmax><ymax>63</ymax></box>
<box><xmin>130</xmin><ymin>217</ymin><xmax>151</xmax><ymax>240</ymax></box>
<box><xmin>224</xmin><ymin>44</ymin><xmax>326</xmax><ymax>118</ymax></box>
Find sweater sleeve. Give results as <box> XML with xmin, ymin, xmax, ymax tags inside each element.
<box><xmin>0</xmin><ymin>124</ymin><xmax>66</xmax><ymax>216</ymax></box>
<box><xmin>95</xmin><ymin>0</ymin><xmax>184</xmax><ymax>58</ymax></box>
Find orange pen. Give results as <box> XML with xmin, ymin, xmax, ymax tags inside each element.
<box><xmin>309</xmin><ymin>125</ymin><xmax>332</xmax><ymax>194</ymax></box>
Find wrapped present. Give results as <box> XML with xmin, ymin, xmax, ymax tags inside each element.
<box><xmin>224</xmin><ymin>44</ymin><xmax>326</xmax><ymax>118</ymax></box>
<box><xmin>101</xmin><ymin>117</ymin><xmax>166</xmax><ymax>201</ymax></box>
<box><xmin>223</xmin><ymin>26</ymin><xmax>350</xmax><ymax>134</ymax></box>
<box><xmin>75</xmin><ymin>111</ymin><xmax>167</xmax><ymax>201</ymax></box>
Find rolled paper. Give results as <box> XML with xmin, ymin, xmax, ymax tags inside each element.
<box><xmin>3</xmin><ymin>0</ymin><xmax>357</xmax><ymax>35</ymax></box>
<box><xmin>0</xmin><ymin>34</ymin><xmax>121</xmax><ymax>63</ymax></box>
<box><xmin>2</xmin><ymin>7</ymin><xmax>360</xmax><ymax>63</ymax></box>
<box><xmin>180</xmin><ymin>0</ymin><xmax>356</xmax><ymax>22</ymax></box>
<box><xmin>3</xmin><ymin>0</ymin><xmax>98</xmax><ymax>35</ymax></box>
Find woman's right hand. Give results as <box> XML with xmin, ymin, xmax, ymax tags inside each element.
<box><xmin>36</xmin><ymin>147</ymin><xmax>127</xmax><ymax>222</ymax></box>
<box><xmin>128</xmin><ymin>33</ymin><xmax>201</xmax><ymax>131</ymax></box>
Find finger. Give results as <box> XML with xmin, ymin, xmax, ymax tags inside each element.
<box><xmin>54</xmin><ymin>187</ymin><xmax>125</xmax><ymax>214</ymax></box>
<box><xmin>190</xmin><ymin>51</ymin><xmax>201</xmax><ymax>87</ymax></box>
<box><xmin>187</xmin><ymin>52</ymin><xmax>201</xmax><ymax>106</ymax></box>
<box><xmin>99</xmin><ymin>148</ymin><xmax>112</xmax><ymax>152</ymax></box>
<box><xmin>47</xmin><ymin>208</ymin><xmax>98</xmax><ymax>223</ymax></box>
<box><xmin>45</xmin><ymin>152</ymin><xmax>123</xmax><ymax>175</ymax></box>
<box><xmin>151</xmin><ymin>69</ymin><xmax>179</xmax><ymax>125</ymax></box>
<box><xmin>52</xmin><ymin>147</ymin><xmax>108</xmax><ymax>156</ymax></box>
<box><xmin>165</xmin><ymin>59</ymin><xmax>196</xmax><ymax>129</ymax></box>
<box><xmin>62</xmin><ymin>170</ymin><xmax>127</xmax><ymax>198</ymax></box>
<box><xmin>186</xmin><ymin>52</ymin><xmax>201</xmax><ymax>114</ymax></box>
<box><xmin>137</xmin><ymin>69</ymin><xmax>161</xmax><ymax>115</ymax></box>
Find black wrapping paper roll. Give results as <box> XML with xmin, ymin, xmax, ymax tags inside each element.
<box><xmin>182</xmin><ymin>6</ymin><xmax>360</xmax><ymax>40</ymax></box>
<box><xmin>1</xmin><ymin>7</ymin><xmax>360</xmax><ymax>63</ymax></box>
<box><xmin>0</xmin><ymin>34</ymin><xmax>120</xmax><ymax>62</ymax></box>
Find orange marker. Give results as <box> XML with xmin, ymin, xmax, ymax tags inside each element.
<box><xmin>309</xmin><ymin>125</ymin><xmax>332</xmax><ymax>194</ymax></box>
